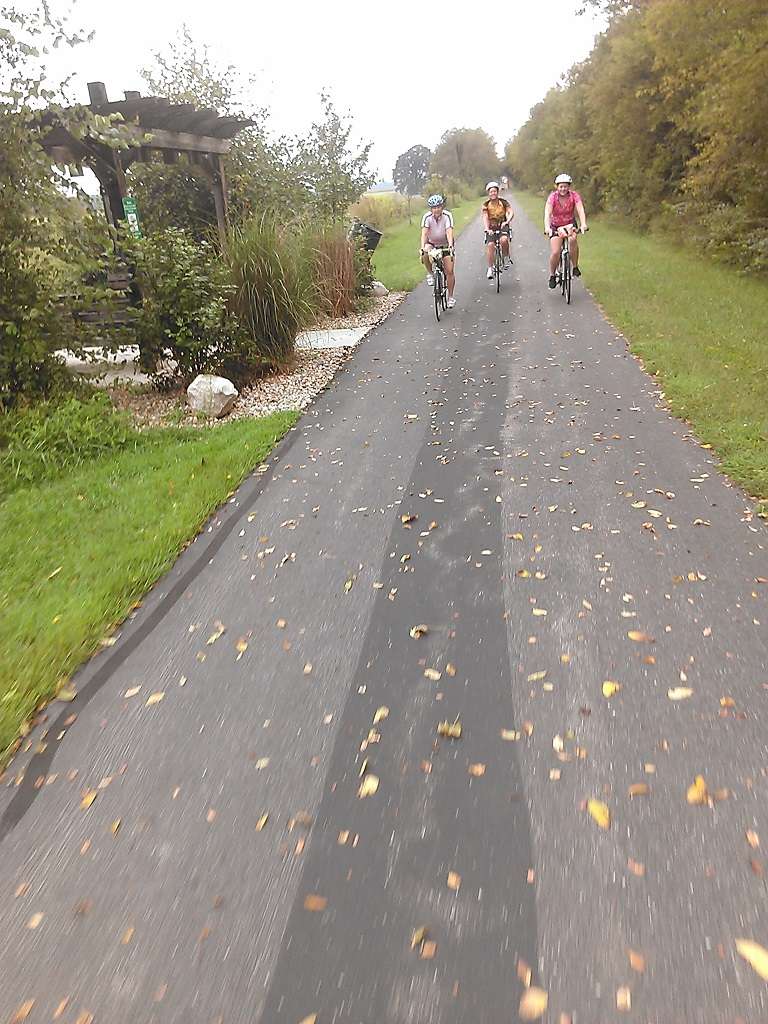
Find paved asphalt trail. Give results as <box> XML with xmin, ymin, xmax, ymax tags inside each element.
<box><xmin>2</xmin><ymin>198</ymin><xmax>768</xmax><ymax>1024</ymax></box>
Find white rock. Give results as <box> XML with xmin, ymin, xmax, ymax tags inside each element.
<box><xmin>186</xmin><ymin>374</ymin><xmax>238</xmax><ymax>418</ymax></box>
<box><xmin>371</xmin><ymin>280</ymin><xmax>389</xmax><ymax>297</ymax></box>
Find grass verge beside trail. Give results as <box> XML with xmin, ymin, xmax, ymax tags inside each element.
<box><xmin>0</xmin><ymin>411</ymin><xmax>297</xmax><ymax>761</ymax></box>
<box><xmin>514</xmin><ymin>190</ymin><xmax>768</xmax><ymax>502</ymax></box>
<box><xmin>372</xmin><ymin>196</ymin><xmax>481</xmax><ymax>292</ymax></box>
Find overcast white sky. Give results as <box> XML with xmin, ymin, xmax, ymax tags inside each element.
<box><xmin>44</xmin><ymin>0</ymin><xmax>606</xmax><ymax>183</ymax></box>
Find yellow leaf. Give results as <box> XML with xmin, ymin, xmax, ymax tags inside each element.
<box><xmin>736</xmin><ymin>939</ymin><xmax>768</xmax><ymax>980</ymax></box>
<box><xmin>628</xmin><ymin>783</ymin><xmax>649</xmax><ymax>798</ymax></box>
<box><xmin>124</xmin><ymin>686</ymin><xmax>142</xmax><ymax>698</ymax></box>
<box><xmin>747</xmin><ymin>830</ymin><xmax>760</xmax><ymax>849</ymax></box>
<box><xmin>145</xmin><ymin>691</ymin><xmax>165</xmax><ymax>706</ymax></box>
<box><xmin>445</xmin><ymin>662</ymin><xmax>457</xmax><ymax>677</ymax></box>
<box><xmin>587</xmin><ymin>799</ymin><xmax>611</xmax><ymax>829</ymax></box>
<box><xmin>532</xmin><ymin>608</ymin><xmax>548</xmax><ymax>617</ymax></box>
<box><xmin>668</xmin><ymin>687</ymin><xmax>693</xmax><ymax>700</ymax></box>
<box><xmin>468</xmin><ymin>763</ymin><xmax>486</xmax><ymax>777</ymax></box>
<box><xmin>527</xmin><ymin>671</ymin><xmax>547</xmax><ymax>682</ymax></box>
<box><xmin>235</xmin><ymin>638</ymin><xmax>248</xmax><ymax>660</ymax></box>
<box><xmin>409</xmin><ymin>624</ymin><xmax>429</xmax><ymax>638</ymax></box>
<box><xmin>56</xmin><ymin>683</ymin><xmax>77</xmax><ymax>702</ymax></box>
<box><xmin>110</xmin><ymin>819</ymin><xmax>121</xmax><ymax>835</ymax></box>
<box><xmin>617</xmin><ymin>986</ymin><xmax>632</xmax><ymax>1011</ymax></box>
<box><xmin>411</xmin><ymin>925</ymin><xmax>428</xmax><ymax>949</ymax></box>
<box><xmin>298</xmin><ymin>1016</ymin><xmax>318</xmax><ymax>1024</ymax></box>
<box><xmin>437</xmin><ymin>720</ymin><xmax>462</xmax><ymax>739</ymax></box>
<box><xmin>206</xmin><ymin>621</ymin><xmax>226</xmax><ymax>644</ymax></box>
<box><xmin>80</xmin><ymin>790</ymin><xmax>97</xmax><ymax>809</ymax></box>
<box><xmin>602</xmin><ymin>681</ymin><xmax>621</xmax><ymax>698</ymax></box>
<box><xmin>686</xmin><ymin>775</ymin><xmax>709</xmax><ymax>805</ymax></box>
<box><xmin>447</xmin><ymin>870</ymin><xmax>461</xmax><ymax>891</ymax></box>
<box><xmin>424</xmin><ymin>667</ymin><xmax>441</xmax><ymax>680</ymax></box>
<box><xmin>519</xmin><ymin>986</ymin><xmax>548</xmax><ymax>1020</ymax></box>
<box><xmin>27</xmin><ymin>912</ymin><xmax>43</xmax><ymax>929</ymax></box>
<box><xmin>500</xmin><ymin>728</ymin><xmax>519</xmax><ymax>741</ymax></box>
<box><xmin>303</xmin><ymin>894</ymin><xmax>327</xmax><ymax>912</ymax></box>
<box><xmin>11</xmin><ymin>1001</ymin><xmax>35</xmax><ymax>1023</ymax></box>
<box><xmin>358</xmin><ymin>774</ymin><xmax>379</xmax><ymax>798</ymax></box>
<box><xmin>373</xmin><ymin>706</ymin><xmax>389</xmax><ymax>724</ymax></box>
<box><xmin>627</xmin><ymin>630</ymin><xmax>654</xmax><ymax>642</ymax></box>
<box><xmin>255</xmin><ymin>814</ymin><xmax>269</xmax><ymax>831</ymax></box>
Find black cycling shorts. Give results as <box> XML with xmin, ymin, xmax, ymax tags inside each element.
<box><xmin>485</xmin><ymin>227</ymin><xmax>511</xmax><ymax>243</ymax></box>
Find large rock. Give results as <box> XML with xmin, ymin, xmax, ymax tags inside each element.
<box><xmin>186</xmin><ymin>374</ymin><xmax>239</xmax><ymax>418</ymax></box>
<box><xmin>371</xmin><ymin>280</ymin><xmax>389</xmax><ymax>297</ymax></box>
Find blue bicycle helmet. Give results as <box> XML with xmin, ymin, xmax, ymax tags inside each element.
<box><xmin>427</xmin><ymin>194</ymin><xmax>445</xmax><ymax>208</ymax></box>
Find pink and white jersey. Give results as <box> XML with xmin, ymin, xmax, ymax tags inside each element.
<box><xmin>548</xmin><ymin>189</ymin><xmax>582</xmax><ymax>227</ymax></box>
<box><xmin>421</xmin><ymin>210</ymin><xmax>454</xmax><ymax>246</ymax></box>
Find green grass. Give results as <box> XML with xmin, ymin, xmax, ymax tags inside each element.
<box><xmin>0</xmin><ymin>412</ymin><xmax>297</xmax><ymax>761</ymax></box>
<box><xmin>371</xmin><ymin>196</ymin><xmax>482</xmax><ymax>291</ymax></box>
<box><xmin>515</xmin><ymin>190</ymin><xmax>768</xmax><ymax>500</ymax></box>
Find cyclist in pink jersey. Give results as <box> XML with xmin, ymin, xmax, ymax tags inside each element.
<box><xmin>544</xmin><ymin>173</ymin><xmax>588</xmax><ymax>289</ymax></box>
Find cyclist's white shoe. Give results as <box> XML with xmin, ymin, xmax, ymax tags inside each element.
<box><xmin>426</xmin><ymin>274</ymin><xmax>434</xmax><ymax>286</ymax></box>
<box><xmin>447</xmin><ymin>296</ymin><xmax>456</xmax><ymax>309</ymax></box>
<box><xmin>486</xmin><ymin>267</ymin><xmax>494</xmax><ymax>280</ymax></box>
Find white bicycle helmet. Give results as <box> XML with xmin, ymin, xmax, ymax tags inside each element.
<box><xmin>427</xmin><ymin>194</ymin><xmax>445</xmax><ymax>207</ymax></box>
<box><xmin>485</xmin><ymin>180</ymin><xmax>500</xmax><ymax>192</ymax></box>
<box><xmin>555</xmin><ymin>173</ymin><xmax>572</xmax><ymax>184</ymax></box>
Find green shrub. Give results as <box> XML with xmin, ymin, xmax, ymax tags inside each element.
<box><xmin>131</xmin><ymin>227</ymin><xmax>257</xmax><ymax>385</ymax></box>
<box><xmin>0</xmin><ymin>394</ymin><xmax>139</xmax><ymax>493</ymax></box>
<box><xmin>226</xmin><ymin>216</ymin><xmax>320</xmax><ymax>368</ymax></box>
<box><xmin>350</xmin><ymin>194</ymin><xmax>415</xmax><ymax>231</ymax></box>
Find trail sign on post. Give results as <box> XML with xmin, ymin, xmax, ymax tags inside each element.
<box><xmin>122</xmin><ymin>196</ymin><xmax>142</xmax><ymax>237</ymax></box>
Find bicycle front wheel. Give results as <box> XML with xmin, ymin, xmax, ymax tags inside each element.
<box><xmin>434</xmin><ymin>271</ymin><xmax>442</xmax><ymax>322</ymax></box>
<box><xmin>495</xmin><ymin>245</ymin><xmax>502</xmax><ymax>293</ymax></box>
<box><xmin>564</xmin><ymin>253</ymin><xmax>572</xmax><ymax>304</ymax></box>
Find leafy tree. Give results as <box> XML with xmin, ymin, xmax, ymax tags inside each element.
<box><xmin>393</xmin><ymin>145</ymin><xmax>431</xmax><ymax>197</ymax></box>
<box><xmin>294</xmin><ymin>94</ymin><xmax>375</xmax><ymax>221</ymax></box>
<box><xmin>0</xmin><ymin>4</ymin><xmax>109</xmax><ymax>406</ymax></box>
<box><xmin>431</xmin><ymin>128</ymin><xmax>499</xmax><ymax>191</ymax></box>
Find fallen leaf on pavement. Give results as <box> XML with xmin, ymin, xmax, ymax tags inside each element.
<box><xmin>517</xmin><ymin>957</ymin><xmax>532</xmax><ymax>986</ymax></box>
<box><xmin>255</xmin><ymin>814</ymin><xmax>269</xmax><ymax>831</ymax></box>
<box><xmin>27</xmin><ymin>912</ymin><xmax>43</xmax><ymax>929</ymax></box>
<box><xmin>468</xmin><ymin>763</ymin><xmax>486</xmax><ymax>777</ymax></box>
<box><xmin>587</xmin><ymin>799</ymin><xmax>611</xmax><ymax>829</ymax></box>
<box><xmin>80</xmin><ymin>790</ymin><xmax>97</xmax><ymax>809</ymax></box>
<box><xmin>358</xmin><ymin>774</ymin><xmax>379</xmax><ymax>798</ymax></box>
<box><xmin>447</xmin><ymin>871</ymin><xmax>461</xmax><ymax>891</ymax></box>
<box><xmin>298</xmin><ymin>1015</ymin><xmax>317</xmax><ymax>1024</ymax></box>
<box><xmin>421</xmin><ymin>940</ymin><xmax>437</xmax><ymax>959</ymax></box>
<box><xmin>602</xmin><ymin>681</ymin><xmax>621</xmax><ymax>698</ymax></box>
<box><xmin>424</xmin><ymin>668</ymin><xmax>441</xmax><ymax>681</ymax></box>
<box><xmin>668</xmin><ymin>687</ymin><xmax>693</xmax><ymax>700</ymax></box>
<box><xmin>437</xmin><ymin>720</ymin><xmax>462</xmax><ymax>739</ymax></box>
<box><xmin>628</xmin><ymin>858</ymin><xmax>645</xmax><ymax>876</ymax></box>
<box><xmin>303</xmin><ymin>894</ymin><xmax>327</xmax><ymax>912</ymax></box>
<box><xmin>124</xmin><ymin>686</ymin><xmax>142</xmax><ymax>698</ymax></box>
<box><xmin>56</xmin><ymin>684</ymin><xmax>77</xmax><ymax>702</ymax></box>
<box><xmin>145</xmin><ymin>692</ymin><xmax>165</xmax><ymax>706</ymax></box>
<box><xmin>409</xmin><ymin>624</ymin><xmax>429</xmax><ymax>638</ymax></box>
<box><xmin>411</xmin><ymin>926</ymin><xmax>428</xmax><ymax>949</ymax></box>
<box><xmin>11</xmin><ymin>1000</ymin><xmax>34</xmax><ymax>1022</ymax></box>
<box><xmin>627</xmin><ymin>630</ymin><xmax>654</xmax><ymax>643</ymax></box>
<box><xmin>206</xmin><ymin>621</ymin><xmax>226</xmax><ymax>645</ymax></box>
<box><xmin>747</xmin><ymin>830</ymin><xmax>760</xmax><ymax>849</ymax></box>
<box><xmin>519</xmin><ymin>986</ymin><xmax>548</xmax><ymax>1020</ymax></box>
<box><xmin>617</xmin><ymin>986</ymin><xmax>631</xmax><ymax>1011</ymax></box>
<box><xmin>687</xmin><ymin>775</ymin><xmax>709</xmax><ymax>805</ymax></box>
<box><xmin>373</xmin><ymin>706</ymin><xmax>389</xmax><ymax>724</ymax></box>
<box><xmin>235</xmin><ymin>638</ymin><xmax>248</xmax><ymax>660</ymax></box>
<box><xmin>53</xmin><ymin>998</ymin><xmax>70</xmax><ymax>1019</ymax></box>
<box><xmin>736</xmin><ymin>939</ymin><xmax>768</xmax><ymax>980</ymax></box>
<box><xmin>628</xmin><ymin>949</ymin><xmax>646</xmax><ymax>973</ymax></box>
<box><xmin>629</xmin><ymin>783</ymin><xmax>649</xmax><ymax>798</ymax></box>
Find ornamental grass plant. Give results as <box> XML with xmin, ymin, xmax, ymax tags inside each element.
<box><xmin>226</xmin><ymin>216</ymin><xmax>320</xmax><ymax>369</ymax></box>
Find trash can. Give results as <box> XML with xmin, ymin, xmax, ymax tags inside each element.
<box><xmin>350</xmin><ymin>219</ymin><xmax>383</xmax><ymax>253</ymax></box>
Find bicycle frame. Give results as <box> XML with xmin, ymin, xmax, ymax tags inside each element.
<box><xmin>431</xmin><ymin>250</ymin><xmax>449</xmax><ymax>322</ymax></box>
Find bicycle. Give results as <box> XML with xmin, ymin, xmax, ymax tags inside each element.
<box><xmin>427</xmin><ymin>247</ymin><xmax>451</xmax><ymax>321</ymax></box>
<box><xmin>555</xmin><ymin>226</ymin><xmax>587</xmax><ymax>305</ymax></box>
<box><xmin>487</xmin><ymin>227</ymin><xmax>511</xmax><ymax>293</ymax></box>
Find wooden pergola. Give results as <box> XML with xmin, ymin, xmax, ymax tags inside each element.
<box><xmin>41</xmin><ymin>82</ymin><xmax>254</xmax><ymax>242</ymax></box>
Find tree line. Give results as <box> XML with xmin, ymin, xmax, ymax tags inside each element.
<box><xmin>505</xmin><ymin>0</ymin><xmax>768</xmax><ymax>272</ymax></box>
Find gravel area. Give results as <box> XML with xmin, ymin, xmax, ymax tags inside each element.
<box><xmin>108</xmin><ymin>291</ymin><xmax>407</xmax><ymax>429</ymax></box>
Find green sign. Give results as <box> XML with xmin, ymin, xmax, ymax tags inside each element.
<box><xmin>122</xmin><ymin>196</ymin><xmax>142</xmax><ymax>238</ymax></box>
